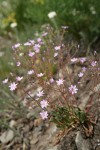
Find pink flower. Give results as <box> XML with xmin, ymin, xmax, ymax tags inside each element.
<box><xmin>91</xmin><ymin>61</ymin><xmax>97</xmax><ymax>67</ymax></box>
<box><xmin>56</xmin><ymin>79</ymin><xmax>64</xmax><ymax>86</ymax></box>
<box><xmin>12</xmin><ymin>43</ymin><xmax>21</xmax><ymax>50</ymax></box>
<box><xmin>80</xmin><ymin>58</ymin><xmax>86</xmax><ymax>63</ymax></box>
<box><xmin>28</xmin><ymin>70</ymin><xmax>34</xmax><ymax>75</ymax></box>
<box><xmin>28</xmin><ymin>51</ymin><xmax>35</xmax><ymax>57</ymax></box>
<box><xmin>9</xmin><ymin>82</ymin><xmax>17</xmax><ymax>91</ymax></box>
<box><xmin>69</xmin><ymin>85</ymin><xmax>78</xmax><ymax>95</ymax></box>
<box><xmin>37</xmin><ymin>90</ymin><xmax>44</xmax><ymax>97</ymax></box>
<box><xmin>37</xmin><ymin>73</ymin><xmax>44</xmax><ymax>77</ymax></box>
<box><xmin>40</xmin><ymin>110</ymin><xmax>48</xmax><ymax>120</ymax></box>
<box><xmin>78</xmin><ymin>72</ymin><xmax>84</xmax><ymax>77</ymax></box>
<box><xmin>71</xmin><ymin>58</ymin><xmax>78</xmax><ymax>62</ymax></box>
<box><xmin>29</xmin><ymin>40</ymin><xmax>35</xmax><ymax>45</ymax></box>
<box><xmin>2</xmin><ymin>78</ymin><xmax>8</xmax><ymax>84</ymax></box>
<box><xmin>82</xmin><ymin>67</ymin><xmax>87</xmax><ymax>72</ymax></box>
<box><xmin>34</xmin><ymin>44</ymin><xmax>41</xmax><ymax>53</ymax></box>
<box><xmin>16</xmin><ymin>61</ymin><xmax>21</xmax><ymax>66</ymax></box>
<box><xmin>40</xmin><ymin>100</ymin><xmax>48</xmax><ymax>108</ymax></box>
<box><xmin>50</xmin><ymin>78</ymin><xmax>54</xmax><ymax>83</ymax></box>
<box><xmin>54</xmin><ymin>46</ymin><xmax>60</xmax><ymax>51</ymax></box>
<box><xmin>37</xmin><ymin>38</ymin><xmax>42</xmax><ymax>42</ymax></box>
<box><xmin>16</xmin><ymin>76</ymin><xmax>23</xmax><ymax>81</ymax></box>
<box><xmin>37</xmin><ymin>38</ymin><xmax>43</xmax><ymax>44</ymax></box>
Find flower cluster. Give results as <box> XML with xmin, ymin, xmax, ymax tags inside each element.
<box><xmin>3</xmin><ymin>27</ymin><xmax>100</xmax><ymax>123</ymax></box>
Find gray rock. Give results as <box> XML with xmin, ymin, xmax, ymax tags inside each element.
<box><xmin>75</xmin><ymin>131</ymin><xmax>89</xmax><ymax>150</ymax></box>
<box><xmin>46</xmin><ymin>123</ymin><xmax>57</xmax><ymax>135</ymax></box>
<box><xmin>9</xmin><ymin>120</ymin><xmax>16</xmax><ymax>127</ymax></box>
<box><xmin>23</xmin><ymin>125</ymin><xmax>30</xmax><ymax>133</ymax></box>
<box><xmin>30</xmin><ymin>137</ymin><xmax>39</xmax><ymax>145</ymax></box>
<box><xmin>47</xmin><ymin>146</ymin><xmax>58</xmax><ymax>150</ymax></box>
<box><xmin>0</xmin><ymin>130</ymin><xmax>14</xmax><ymax>144</ymax></box>
<box><xmin>26</xmin><ymin>111</ymin><xmax>36</xmax><ymax>119</ymax></box>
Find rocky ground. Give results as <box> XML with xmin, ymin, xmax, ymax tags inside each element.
<box><xmin>0</xmin><ymin>81</ymin><xmax>100</xmax><ymax>150</ymax></box>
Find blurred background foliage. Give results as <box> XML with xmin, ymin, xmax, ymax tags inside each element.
<box><xmin>0</xmin><ymin>0</ymin><xmax>100</xmax><ymax>44</ymax></box>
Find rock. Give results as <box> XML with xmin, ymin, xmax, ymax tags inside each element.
<box><xmin>14</xmin><ymin>136</ymin><xmax>22</xmax><ymax>144</ymax></box>
<box><xmin>94</xmin><ymin>83</ymin><xmax>100</xmax><ymax>92</ymax></box>
<box><xmin>0</xmin><ymin>130</ymin><xmax>14</xmax><ymax>144</ymax></box>
<box><xmin>23</xmin><ymin>125</ymin><xmax>30</xmax><ymax>133</ymax></box>
<box><xmin>23</xmin><ymin>138</ymin><xmax>30</xmax><ymax>147</ymax></box>
<box><xmin>23</xmin><ymin>121</ymin><xmax>34</xmax><ymax>135</ymax></box>
<box><xmin>23</xmin><ymin>140</ymin><xmax>30</xmax><ymax>150</ymax></box>
<box><xmin>30</xmin><ymin>137</ymin><xmax>39</xmax><ymax>145</ymax></box>
<box><xmin>75</xmin><ymin>131</ymin><xmax>90</xmax><ymax>150</ymax></box>
<box><xmin>46</xmin><ymin>123</ymin><xmax>57</xmax><ymax>135</ymax></box>
<box><xmin>5</xmin><ymin>140</ymin><xmax>15</xmax><ymax>149</ymax></box>
<box><xmin>36</xmin><ymin>124</ymin><xmax>46</xmax><ymax>133</ymax></box>
<box><xmin>47</xmin><ymin>146</ymin><xmax>58</xmax><ymax>150</ymax></box>
<box><xmin>57</xmin><ymin>131</ymin><xmax>77</xmax><ymax>150</ymax></box>
<box><xmin>79</xmin><ymin>83</ymin><xmax>100</xmax><ymax>110</ymax></box>
<box><xmin>26</xmin><ymin>111</ymin><xmax>36</xmax><ymax>120</ymax></box>
<box><xmin>34</xmin><ymin>118</ymin><xmax>43</xmax><ymax>127</ymax></box>
<box><xmin>29</xmin><ymin>121</ymin><xmax>34</xmax><ymax>129</ymax></box>
<box><xmin>32</xmin><ymin>128</ymin><xmax>41</xmax><ymax>137</ymax></box>
<box><xmin>79</xmin><ymin>92</ymin><xmax>92</xmax><ymax>110</ymax></box>
<box><xmin>9</xmin><ymin>120</ymin><xmax>16</xmax><ymax>127</ymax></box>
